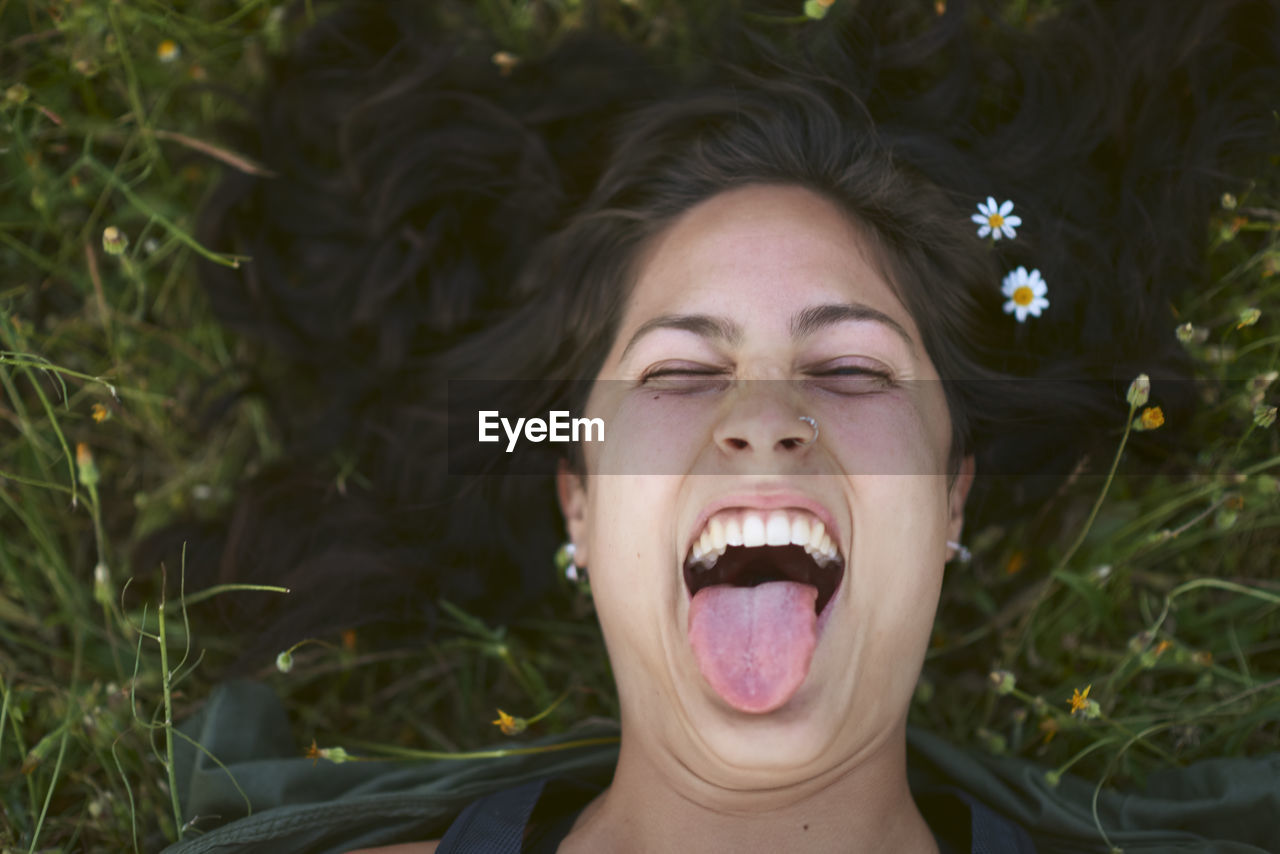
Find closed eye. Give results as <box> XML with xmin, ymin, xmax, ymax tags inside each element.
<box><xmin>805</xmin><ymin>365</ymin><xmax>896</xmax><ymax>394</ymax></box>
<box><xmin>642</xmin><ymin>367</ymin><xmax>726</xmax><ymax>380</ymax></box>
<box><xmin>640</xmin><ymin>363</ymin><xmax>731</xmax><ymax>393</ymax></box>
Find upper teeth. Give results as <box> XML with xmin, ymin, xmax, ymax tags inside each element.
<box><xmin>688</xmin><ymin>509</ymin><xmax>840</xmax><ymax>569</ymax></box>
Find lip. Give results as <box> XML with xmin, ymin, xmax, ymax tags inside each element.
<box><xmin>682</xmin><ymin>487</ymin><xmax>844</xmax><ymax>567</ymax></box>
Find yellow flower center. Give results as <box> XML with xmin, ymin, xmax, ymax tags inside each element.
<box><xmin>987</xmin><ymin>212</ymin><xmax>1005</xmax><ymax>228</ymax></box>
<box><xmin>1140</xmin><ymin>406</ymin><xmax>1165</xmax><ymax>430</ymax></box>
<box><xmin>1013</xmin><ymin>285</ymin><xmax>1034</xmax><ymax>306</ymax></box>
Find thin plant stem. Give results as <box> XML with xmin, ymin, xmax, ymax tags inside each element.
<box><xmin>337</xmin><ymin>735</ymin><xmax>621</xmax><ymax>762</ymax></box>
<box><xmin>157</xmin><ymin>564</ymin><xmax>184</xmax><ymax>841</ymax></box>
<box><xmin>1013</xmin><ymin>399</ymin><xmax>1140</xmax><ymax>657</ymax></box>
<box><xmin>81</xmin><ymin>155</ymin><xmax>244</xmax><ymax>268</ymax></box>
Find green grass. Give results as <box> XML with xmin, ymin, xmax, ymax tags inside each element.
<box><xmin>1</xmin><ymin>0</ymin><xmax>1277</xmax><ymax>850</ymax></box>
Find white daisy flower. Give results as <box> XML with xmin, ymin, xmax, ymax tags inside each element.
<box><xmin>972</xmin><ymin>196</ymin><xmax>1022</xmax><ymax>240</ymax></box>
<box><xmin>1001</xmin><ymin>266</ymin><xmax>1049</xmax><ymax>322</ymax></box>
<box><xmin>156</xmin><ymin>39</ymin><xmax>181</xmax><ymax>63</ymax></box>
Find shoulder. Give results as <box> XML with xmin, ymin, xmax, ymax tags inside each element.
<box><xmin>344</xmin><ymin>842</ymin><xmax>441</xmax><ymax>854</ymax></box>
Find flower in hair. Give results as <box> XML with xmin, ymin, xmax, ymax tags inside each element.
<box><xmin>973</xmin><ymin>197</ymin><xmax>1022</xmax><ymax>240</ymax></box>
<box><xmin>1001</xmin><ymin>267</ymin><xmax>1049</xmax><ymax>322</ymax></box>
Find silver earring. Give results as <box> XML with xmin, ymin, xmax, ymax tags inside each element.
<box><xmin>799</xmin><ymin>415</ymin><xmax>819</xmax><ymax>446</ymax></box>
<box><xmin>555</xmin><ymin>541</ymin><xmax>586</xmax><ymax>583</ymax></box>
<box><xmin>946</xmin><ymin>540</ymin><xmax>972</xmax><ymax>563</ymax></box>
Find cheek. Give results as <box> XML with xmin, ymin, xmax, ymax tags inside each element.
<box><xmin>591</xmin><ymin>389</ymin><xmax>720</xmax><ymax>475</ymax></box>
<box><xmin>848</xmin><ymin>470</ymin><xmax>949</xmax><ymax>660</ymax></box>
<box><xmin>817</xmin><ymin>390</ymin><xmax>947</xmax><ymax>475</ymax></box>
<box><xmin>583</xmin><ymin>475</ymin><xmax>677</xmax><ymax>602</ymax></box>
<box><xmin>581</xmin><ymin>475</ymin><xmax>683</xmax><ymax>680</ymax></box>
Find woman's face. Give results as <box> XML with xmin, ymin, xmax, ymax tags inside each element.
<box><xmin>558</xmin><ymin>184</ymin><xmax>973</xmax><ymax>786</ymax></box>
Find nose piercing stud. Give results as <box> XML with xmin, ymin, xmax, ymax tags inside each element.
<box><xmin>799</xmin><ymin>415</ymin><xmax>819</xmax><ymax>446</ymax></box>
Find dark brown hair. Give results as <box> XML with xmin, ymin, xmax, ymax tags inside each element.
<box><xmin>138</xmin><ymin>0</ymin><xmax>1278</xmax><ymax>664</ymax></box>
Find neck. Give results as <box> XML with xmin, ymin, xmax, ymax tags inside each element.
<box><xmin>561</xmin><ymin>723</ymin><xmax>939</xmax><ymax>854</ymax></box>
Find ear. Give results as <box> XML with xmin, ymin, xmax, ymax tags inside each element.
<box><xmin>946</xmin><ymin>454</ymin><xmax>976</xmax><ymax>561</ymax></box>
<box><xmin>556</xmin><ymin>458</ymin><xmax>590</xmax><ymax>567</ymax></box>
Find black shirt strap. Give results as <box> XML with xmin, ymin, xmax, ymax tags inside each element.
<box><xmin>436</xmin><ymin>778</ymin><xmax>549</xmax><ymax>854</ymax></box>
<box><xmin>954</xmin><ymin>788</ymin><xmax>1038</xmax><ymax>853</ymax></box>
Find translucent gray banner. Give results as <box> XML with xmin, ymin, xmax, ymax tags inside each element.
<box><xmin>447</xmin><ymin>378</ymin><xmax>1213</xmax><ymax>476</ymax></box>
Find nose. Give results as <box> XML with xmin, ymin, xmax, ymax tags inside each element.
<box><xmin>713</xmin><ymin>383</ymin><xmax>815</xmax><ymax>456</ymax></box>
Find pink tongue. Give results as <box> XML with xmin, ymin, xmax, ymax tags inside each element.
<box><xmin>687</xmin><ymin>581</ymin><xmax>819</xmax><ymax>713</ymax></box>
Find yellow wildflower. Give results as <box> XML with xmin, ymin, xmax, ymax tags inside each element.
<box><xmin>491</xmin><ymin>709</ymin><xmax>527</xmax><ymax>736</ymax></box>
<box><xmin>91</xmin><ymin>403</ymin><xmax>108</xmax><ymax>423</ymax></box>
<box><xmin>1136</xmin><ymin>406</ymin><xmax>1164</xmax><ymax>431</ymax></box>
<box><xmin>1068</xmin><ymin>684</ymin><xmax>1091</xmax><ymax>715</ymax></box>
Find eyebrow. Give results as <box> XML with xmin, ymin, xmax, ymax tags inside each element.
<box><xmin>789</xmin><ymin>303</ymin><xmax>915</xmax><ymax>353</ymax></box>
<box><xmin>619</xmin><ymin>313</ymin><xmax>744</xmax><ymax>361</ymax></box>
<box><xmin>619</xmin><ymin>301</ymin><xmax>915</xmax><ymax>361</ymax></box>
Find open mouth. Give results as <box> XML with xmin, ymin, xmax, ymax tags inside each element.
<box><xmin>682</xmin><ymin>509</ymin><xmax>844</xmax><ymax>616</ymax></box>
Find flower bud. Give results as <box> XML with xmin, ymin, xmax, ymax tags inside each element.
<box><xmin>803</xmin><ymin>0</ymin><xmax>833</xmax><ymax>18</ymax></box>
<box><xmin>1237</xmin><ymin>307</ymin><xmax>1261</xmax><ymax>329</ymax></box>
<box><xmin>275</xmin><ymin>650</ymin><xmax>293</xmax><ymax>673</ymax></box>
<box><xmin>102</xmin><ymin>226</ymin><xmax>128</xmax><ymax>256</ymax></box>
<box><xmin>93</xmin><ymin>563</ymin><xmax>113</xmax><ymax>606</ymax></box>
<box><xmin>988</xmin><ymin>670</ymin><xmax>1017</xmax><ymax>696</ymax></box>
<box><xmin>1126</xmin><ymin>374</ymin><xmax>1150</xmax><ymax>407</ymax></box>
<box><xmin>321</xmin><ymin>746</ymin><xmax>352</xmax><ymax>764</ymax></box>
<box><xmin>76</xmin><ymin>443</ymin><xmax>99</xmax><ymax>487</ymax></box>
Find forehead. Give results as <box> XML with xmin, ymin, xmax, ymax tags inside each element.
<box><xmin>623</xmin><ymin>183</ymin><xmax>913</xmax><ymax>331</ymax></box>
